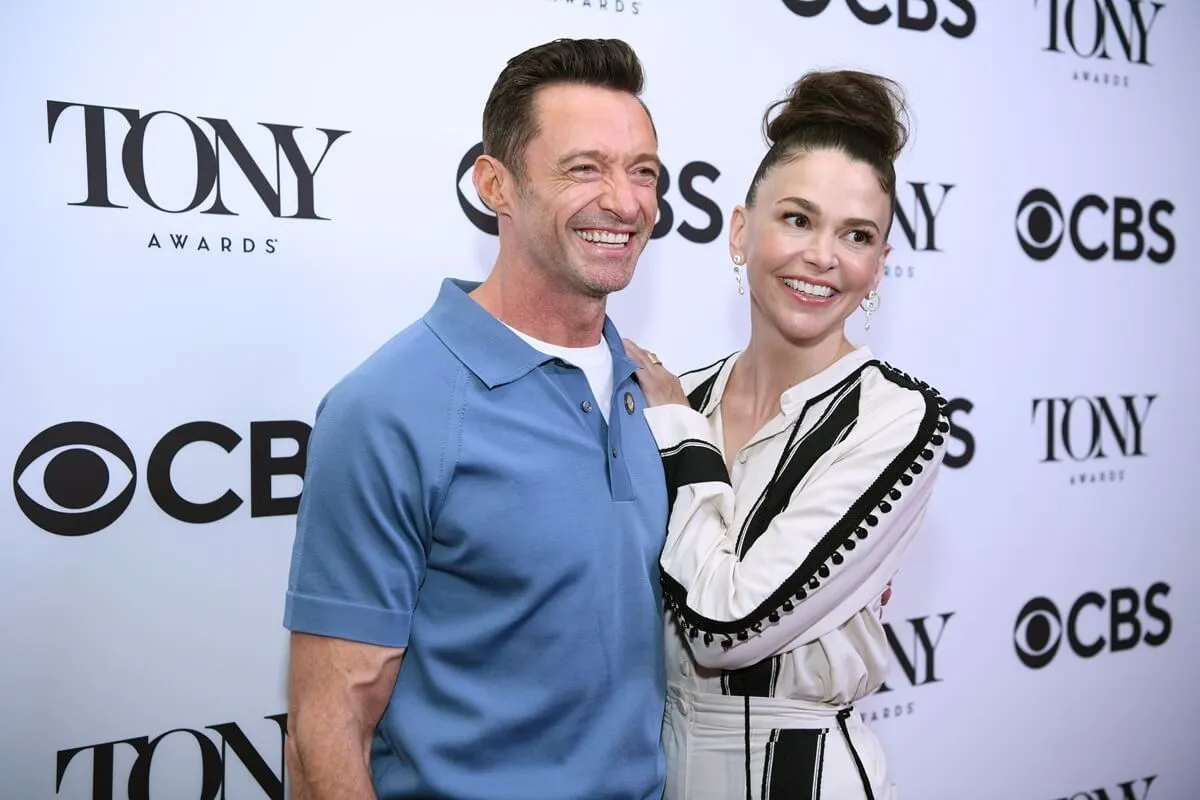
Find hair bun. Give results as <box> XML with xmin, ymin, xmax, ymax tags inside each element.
<box><xmin>764</xmin><ymin>70</ymin><xmax>910</xmax><ymax>163</ymax></box>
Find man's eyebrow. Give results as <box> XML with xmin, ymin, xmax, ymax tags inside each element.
<box><xmin>557</xmin><ymin>150</ymin><xmax>663</xmax><ymax>169</ymax></box>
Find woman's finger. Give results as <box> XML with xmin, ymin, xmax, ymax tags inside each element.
<box><xmin>622</xmin><ymin>338</ymin><xmax>653</xmax><ymax>369</ymax></box>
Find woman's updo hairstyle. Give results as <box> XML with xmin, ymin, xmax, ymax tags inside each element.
<box><xmin>745</xmin><ymin>69</ymin><xmax>911</xmax><ymax>219</ymax></box>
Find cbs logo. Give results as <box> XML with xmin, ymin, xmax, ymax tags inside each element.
<box><xmin>13</xmin><ymin>422</ymin><xmax>137</xmax><ymax>536</ymax></box>
<box><xmin>1013</xmin><ymin>583</ymin><xmax>1170</xmax><ymax>669</ymax></box>
<box><xmin>1015</xmin><ymin>188</ymin><xmax>1174</xmax><ymax>263</ymax></box>
<box><xmin>13</xmin><ymin>420</ymin><xmax>310</xmax><ymax>536</ymax></box>
<box><xmin>780</xmin><ymin>0</ymin><xmax>976</xmax><ymax>38</ymax></box>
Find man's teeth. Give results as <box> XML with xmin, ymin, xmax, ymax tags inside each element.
<box><xmin>783</xmin><ymin>278</ymin><xmax>834</xmax><ymax>298</ymax></box>
<box><xmin>576</xmin><ymin>229</ymin><xmax>630</xmax><ymax>246</ymax></box>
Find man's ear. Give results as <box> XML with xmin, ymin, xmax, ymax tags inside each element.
<box><xmin>472</xmin><ymin>155</ymin><xmax>513</xmax><ymax>218</ymax></box>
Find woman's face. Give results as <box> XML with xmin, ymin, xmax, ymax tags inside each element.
<box><xmin>731</xmin><ymin>148</ymin><xmax>891</xmax><ymax>348</ymax></box>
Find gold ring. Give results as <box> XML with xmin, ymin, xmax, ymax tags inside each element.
<box><xmin>649</xmin><ymin>352</ymin><xmax>661</xmax><ymax>365</ymax></box>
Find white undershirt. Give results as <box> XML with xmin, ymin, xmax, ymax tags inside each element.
<box><xmin>505</xmin><ymin>325</ymin><xmax>614</xmax><ymax>423</ymax></box>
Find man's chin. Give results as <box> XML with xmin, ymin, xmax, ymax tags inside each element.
<box><xmin>577</xmin><ymin>273</ymin><xmax>634</xmax><ymax>299</ymax></box>
<box><xmin>586</xmin><ymin>257</ymin><xmax>642</xmax><ymax>293</ymax></box>
<box><xmin>559</xmin><ymin>237</ymin><xmax>645</xmax><ymax>297</ymax></box>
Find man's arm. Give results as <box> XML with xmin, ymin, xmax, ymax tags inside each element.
<box><xmin>282</xmin><ymin>365</ymin><xmax>456</xmax><ymax>798</ymax></box>
<box><xmin>286</xmin><ymin>634</ymin><xmax>405</xmax><ymax>800</ymax></box>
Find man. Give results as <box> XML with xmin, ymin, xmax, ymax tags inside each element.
<box><xmin>282</xmin><ymin>38</ymin><xmax>669</xmax><ymax>800</ymax></box>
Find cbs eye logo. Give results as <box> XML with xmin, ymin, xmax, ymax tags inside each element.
<box><xmin>1014</xmin><ymin>188</ymin><xmax>1175</xmax><ymax>263</ymax></box>
<box><xmin>12</xmin><ymin>422</ymin><xmax>136</xmax><ymax>537</ymax></box>
<box><xmin>1012</xmin><ymin>596</ymin><xmax>1062</xmax><ymax>669</ymax></box>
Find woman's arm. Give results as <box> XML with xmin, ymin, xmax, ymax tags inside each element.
<box><xmin>644</xmin><ymin>385</ymin><xmax>948</xmax><ymax>670</ymax></box>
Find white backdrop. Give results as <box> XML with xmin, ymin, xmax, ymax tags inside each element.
<box><xmin>2</xmin><ymin>1</ymin><xmax>1198</xmax><ymax>798</ymax></box>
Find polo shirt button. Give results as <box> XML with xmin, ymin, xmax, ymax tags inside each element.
<box><xmin>611</xmin><ymin>447</ymin><xmax>618</xmax><ymax>458</ymax></box>
<box><xmin>581</xmin><ymin>400</ymin><xmax>592</xmax><ymax>413</ymax></box>
<box><xmin>738</xmin><ymin>452</ymin><xmax>748</xmax><ymax>464</ymax></box>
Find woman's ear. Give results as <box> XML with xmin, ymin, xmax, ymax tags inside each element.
<box><xmin>729</xmin><ymin>205</ymin><xmax>748</xmax><ymax>263</ymax></box>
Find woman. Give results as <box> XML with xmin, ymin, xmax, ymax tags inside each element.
<box><xmin>625</xmin><ymin>69</ymin><xmax>950</xmax><ymax>799</ymax></box>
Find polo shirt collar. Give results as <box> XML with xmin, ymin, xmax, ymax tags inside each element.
<box><xmin>423</xmin><ymin>278</ymin><xmax>637</xmax><ymax>389</ymax></box>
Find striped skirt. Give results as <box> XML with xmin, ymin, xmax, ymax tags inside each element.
<box><xmin>662</xmin><ymin>685</ymin><xmax>897</xmax><ymax>800</ymax></box>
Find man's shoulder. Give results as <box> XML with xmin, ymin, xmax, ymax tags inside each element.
<box><xmin>320</xmin><ymin>317</ymin><xmax>463</xmax><ymax>423</ymax></box>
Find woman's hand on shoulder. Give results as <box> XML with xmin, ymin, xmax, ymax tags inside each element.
<box><xmin>622</xmin><ymin>338</ymin><xmax>690</xmax><ymax>408</ymax></box>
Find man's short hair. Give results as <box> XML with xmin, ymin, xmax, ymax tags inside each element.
<box><xmin>481</xmin><ymin>38</ymin><xmax>653</xmax><ymax>180</ymax></box>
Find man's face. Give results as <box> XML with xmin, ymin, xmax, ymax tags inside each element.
<box><xmin>506</xmin><ymin>83</ymin><xmax>661</xmax><ymax>298</ymax></box>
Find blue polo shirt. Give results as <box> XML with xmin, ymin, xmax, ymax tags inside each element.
<box><xmin>284</xmin><ymin>278</ymin><xmax>668</xmax><ymax>800</ymax></box>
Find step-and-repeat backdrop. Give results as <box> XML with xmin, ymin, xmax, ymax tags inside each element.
<box><xmin>2</xmin><ymin>1</ymin><xmax>1196</xmax><ymax>798</ymax></box>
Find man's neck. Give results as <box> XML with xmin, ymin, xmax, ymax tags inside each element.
<box><xmin>470</xmin><ymin>260</ymin><xmax>607</xmax><ymax>348</ymax></box>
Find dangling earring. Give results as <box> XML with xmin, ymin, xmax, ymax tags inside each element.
<box><xmin>732</xmin><ymin>255</ymin><xmax>745</xmax><ymax>295</ymax></box>
<box><xmin>860</xmin><ymin>290</ymin><xmax>880</xmax><ymax>331</ymax></box>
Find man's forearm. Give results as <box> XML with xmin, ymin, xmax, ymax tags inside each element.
<box><xmin>287</xmin><ymin>719</ymin><xmax>377</xmax><ymax>800</ymax></box>
<box><xmin>284</xmin><ymin>633</ymin><xmax>404</xmax><ymax>799</ymax></box>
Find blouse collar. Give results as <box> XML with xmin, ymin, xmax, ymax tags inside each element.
<box><xmin>700</xmin><ymin>345</ymin><xmax>875</xmax><ymax>418</ymax></box>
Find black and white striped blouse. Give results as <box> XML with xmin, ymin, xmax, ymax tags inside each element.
<box><xmin>644</xmin><ymin>345</ymin><xmax>950</xmax><ymax>705</ymax></box>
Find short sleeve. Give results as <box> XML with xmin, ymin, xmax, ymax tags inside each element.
<box><xmin>283</xmin><ymin>381</ymin><xmax>435</xmax><ymax>649</ymax></box>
